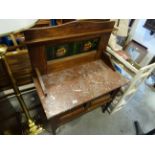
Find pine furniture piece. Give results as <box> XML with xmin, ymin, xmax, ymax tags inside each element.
<box><xmin>24</xmin><ymin>20</ymin><xmax>128</xmax><ymax>134</ymax></box>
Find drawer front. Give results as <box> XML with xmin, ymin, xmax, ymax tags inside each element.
<box><xmin>89</xmin><ymin>97</ymin><xmax>111</xmax><ymax>111</ymax></box>
<box><xmin>90</xmin><ymin>94</ymin><xmax>111</xmax><ymax>109</ymax></box>
<box><xmin>57</xmin><ymin>94</ymin><xmax>111</xmax><ymax>125</ymax></box>
<box><xmin>58</xmin><ymin>105</ymin><xmax>86</xmax><ymax>124</ymax></box>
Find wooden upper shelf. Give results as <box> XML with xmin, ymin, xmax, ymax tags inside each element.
<box><xmin>34</xmin><ymin>59</ymin><xmax>128</xmax><ymax>119</ymax></box>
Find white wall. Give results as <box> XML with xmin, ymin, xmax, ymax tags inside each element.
<box><xmin>128</xmin><ymin>19</ymin><xmax>155</xmax><ymax>66</ymax></box>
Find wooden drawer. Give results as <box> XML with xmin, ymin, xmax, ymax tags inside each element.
<box><xmin>89</xmin><ymin>94</ymin><xmax>111</xmax><ymax>111</ymax></box>
<box><xmin>58</xmin><ymin>105</ymin><xmax>86</xmax><ymax>124</ymax></box>
<box><xmin>57</xmin><ymin>94</ymin><xmax>111</xmax><ymax>125</ymax></box>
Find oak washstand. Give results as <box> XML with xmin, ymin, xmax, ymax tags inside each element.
<box><xmin>24</xmin><ymin>20</ymin><xmax>128</xmax><ymax>134</ymax></box>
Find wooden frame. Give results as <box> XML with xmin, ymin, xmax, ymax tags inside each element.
<box><xmin>24</xmin><ymin>20</ymin><xmax>128</xmax><ymax>134</ymax></box>
<box><xmin>124</xmin><ymin>40</ymin><xmax>148</xmax><ymax>64</ymax></box>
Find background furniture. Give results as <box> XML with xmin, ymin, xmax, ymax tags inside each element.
<box><xmin>0</xmin><ymin>19</ymin><xmax>44</xmax><ymax>134</ymax></box>
<box><xmin>144</xmin><ymin>19</ymin><xmax>155</xmax><ymax>35</ymax></box>
<box><xmin>33</xmin><ymin>19</ymin><xmax>76</xmax><ymax>28</ymax></box>
<box><xmin>124</xmin><ymin>40</ymin><xmax>148</xmax><ymax>64</ymax></box>
<box><xmin>24</xmin><ymin>20</ymin><xmax>128</xmax><ymax>134</ymax></box>
<box><xmin>0</xmin><ymin>49</ymin><xmax>32</xmax><ymax>91</ymax></box>
<box><xmin>106</xmin><ymin>46</ymin><xmax>155</xmax><ymax>114</ymax></box>
<box><xmin>134</xmin><ymin>121</ymin><xmax>155</xmax><ymax>135</ymax></box>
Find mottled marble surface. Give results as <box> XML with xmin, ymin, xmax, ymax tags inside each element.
<box><xmin>35</xmin><ymin>60</ymin><xmax>128</xmax><ymax>119</ymax></box>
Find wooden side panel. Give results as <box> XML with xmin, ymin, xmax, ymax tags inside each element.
<box><xmin>28</xmin><ymin>46</ymin><xmax>47</xmax><ymax>74</ymax></box>
<box><xmin>96</xmin><ymin>33</ymin><xmax>111</xmax><ymax>58</ymax></box>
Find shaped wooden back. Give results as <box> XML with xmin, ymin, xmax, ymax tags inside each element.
<box><xmin>24</xmin><ymin>20</ymin><xmax>115</xmax><ymax>74</ymax></box>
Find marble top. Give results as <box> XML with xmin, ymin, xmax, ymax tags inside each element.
<box><xmin>34</xmin><ymin>59</ymin><xmax>128</xmax><ymax>119</ymax></box>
